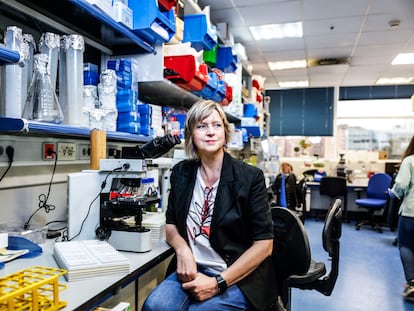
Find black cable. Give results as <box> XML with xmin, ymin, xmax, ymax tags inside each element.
<box><xmin>24</xmin><ymin>150</ymin><xmax>58</xmax><ymax>229</ymax></box>
<box><xmin>0</xmin><ymin>146</ymin><xmax>14</xmax><ymax>182</ymax></box>
<box><xmin>68</xmin><ymin>167</ymin><xmax>122</xmax><ymax>241</ymax></box>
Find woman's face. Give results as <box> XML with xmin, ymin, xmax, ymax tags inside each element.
<box><xmin>192</xmin><ymin>109</ymin><xmax>225</xmax><ymax>157</ymax></box>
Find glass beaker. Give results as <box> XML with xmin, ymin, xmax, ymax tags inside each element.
<box><xmin>22</xmin><ymin>53</ymin><xmax>64</xmax><ymax>123</ymax></box>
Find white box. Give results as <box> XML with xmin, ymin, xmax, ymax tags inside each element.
<box><xmin>114</xmin><ymin>1</ymin><xmax>133</xmax><ymax>29</ymax></box>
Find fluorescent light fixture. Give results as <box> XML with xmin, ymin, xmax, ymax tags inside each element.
<box><xmin>268</xmin><ymin>59</ymin><xmax>307</xmax><ymax>70</ymax></box>
<box><xmin>392</xmin><ymin>53</ymin><xmax>414</xmax><ymax>65</ymax></box>
<box><xmin>250</xmin><ymin>22</ymin><xmax>303</xmax><ymax>40</ymax></box>
<box><xmin>279</xmin><ymin>81</ymin><xmax>309</xmax><ymax>88</ymax></box>
<box><xmin>376</xmin><ymin>77</ymin><xmax>414</xmax><ymax>84</ymax></box>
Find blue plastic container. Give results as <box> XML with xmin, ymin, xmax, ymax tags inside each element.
<box><xmin>193</xmin><ymin>71</ymin><xmax>219</xmax><ymax>100</ymax></box>
<box><xmin>211</xmin><ymin>79</ymin><xmax>226</xmax><ymax>103</ymax></box>
<box><xmin>183</xmin><ymin>13</ymin><xmax>217</xmax><ymax>51</ymax></box>
<box><xmin>84</xmin><ymin>71</ymin><xmax>99</xmax><ymax>85</ymax></box>
<box><xmin>107</xmin><ymin>59</ymin><xmax>132</xmax><ymax>72</ymax></box>
<box><xmin>216</xmin><ymin>47</ymin><xmax>238</xmax><ymax>73</ymax></box>
<box><xmin>117</xmin><ymin>111</ymin><xmax>140</xmax><ymax>123</ymax></box>
<box><xmin>130</xmin><ymin>0</ymin><xmax>176</xmax><ymax>44</ymax></box>
<box><xmin>117</xmin><ymin>121</ymin><xmax>140</xmax><ymax>134</ymax></box>
<box><xmin>140</xmin><ymin>124</ymin><xmax>152</xmax><ymax>136</ymax></box>
<box><xmin>138</xmin><ymin>103</ymin><xmax>152</xmax><ymax>116</ymax></box>
<box><xmin>243</xmin><ymin>103</ymin><xmax>258</xmax><ymax>118</ymax></box>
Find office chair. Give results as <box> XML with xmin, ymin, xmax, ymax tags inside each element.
<box><xmin>319</xmin><ymin>176</ymin><xmax>348</xmax><ymax>221</ymax></box>
<box><xmin>271</xmin><ymin>199</ymin><xmax>342</xmax><ymax>310</ymax></box>
<box><xmin>355</xmin><ymin>173</ymin><xmax>392</xmax><ymax>233</ymax></box>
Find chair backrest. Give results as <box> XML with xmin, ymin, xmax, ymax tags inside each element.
<box><xmin>271</xmin><ymin>207</ymin><xmax>311</xmax><ymax>279</ymax></box>
<box><xmin>319</xmin><ymin>176</ymin><xmax>347</xmax><ymax>198</ymax></box>
<box><xmin>319</xmin><ymin>198</ymin><xmax>342</xmax><ymax>296</ymax></box>
<box><xmin>366</xmin><ymin>173</ymin><xmax>392</xmax><ymax>200</ymax></box>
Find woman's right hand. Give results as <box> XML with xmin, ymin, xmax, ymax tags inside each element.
<box><xmin>176</xmin><ymin>247</ymin><xmax>198</xmax><ymax>283</ymax></box>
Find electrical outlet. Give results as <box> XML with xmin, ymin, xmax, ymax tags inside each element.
<box><xmin>79</xmin><ymin>144</ymin><xmax>90</xmax><ymax>160</ymax></box>
<box><xmin>57</xmin><ymin>142</ymin><xmax>77</xmax><ymax>161</ymax></box>
<box><xmin>42</xmin><ymin>143</ymin><xmax>56</xmax><ymax>160</ymax></box>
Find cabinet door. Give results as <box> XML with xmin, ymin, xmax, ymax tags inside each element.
<box><xmin>303</xmin><ymin>88</ymin><xmax>333</xmax><ymax>136</ymax></box>
<box><xmin>267</xmin><ymin>87</ymin><xmax>334</xmax><ymax>136</ymax></box>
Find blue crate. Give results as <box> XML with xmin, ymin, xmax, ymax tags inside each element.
<box><xmin>130</xmin><ymin>0</ymin><xmax>176</xmax><ymax>44</ymax></box>
<box><xmin>183</xmin><ymin>13</ymin><xmax>217</xmax><ymax>51</ymax></box>
<box><xmin>216</xmin><ymin>47</ymin><xmax>238</xmax><ymax>73</ymax></box>
<box><xmin>211</xmin><ymin>79</ymin><xmax>226</xmax><ymax>103</ymax></box>
<box><xmin>193</xmin><ymin>71</ymin><xmax>219</xmax><ymax>100</ymax></box>
<box><xmin>107</xmin><ymin>59</ymin><xmax>132</xmax><ymax>72</ymax></box>
<box><xmin>140</xmin><ymin>124</ymin><xmax>152</xmax><ymax>136</ymax></box>
<box><xmin>117</xmin><ymin>111</ymin><xmax>140</xmax><ymax>123</ymax></box>
<box><xmin>117</xmin><ymin>121</ymin><xmax>140</xmax><ymax>134</ymax></box>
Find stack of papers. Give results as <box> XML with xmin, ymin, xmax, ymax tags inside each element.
<box><xmin>142</xmin><ymin>212</ymin><xmax>166</xmax><ymax>243</ymax></box>
<box><xmin>53</xmin><ymin>240</ymin><xmax>130</xmax><ymax>281</ymax></box>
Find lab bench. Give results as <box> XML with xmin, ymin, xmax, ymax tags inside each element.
<box><xmin>0</xmin><ymin>240</ymin><xmax>173</xmax><ymax>311</ymax></box>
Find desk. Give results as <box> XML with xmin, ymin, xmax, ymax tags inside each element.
<box><xmin>0</xmin><ymin>241</ymin><xmax>173</xmax><ymax>310</ymax></box>
<box><xmin>306</xmin><ymin>179</ymin><xmax>368</xmax><ymax>221</ymax></box>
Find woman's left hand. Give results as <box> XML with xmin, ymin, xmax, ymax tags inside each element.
<box><xmin>181</xmin><ymin>273</ymin><xmax>218</xmax><ymax>301</ymax></box>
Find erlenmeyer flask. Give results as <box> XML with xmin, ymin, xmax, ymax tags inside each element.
<box><xmin>22</xmin><ymin>53</ymin><xmax>64</xmax><ymax>123</ymax></box>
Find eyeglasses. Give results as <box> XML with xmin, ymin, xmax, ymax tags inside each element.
<box><xmin>195</xmin><ymin>122</ymin><xmax>223</xmax><ymax>132</ymax></box>
<box><xmin>201</xmin><ymin>186</ymin><xmax>214</xmax><ymax>224</ymax></box>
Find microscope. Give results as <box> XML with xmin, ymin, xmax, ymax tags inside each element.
<box><xmin>95</xmin><ymin>134</ymin><xmax>180</xmax><ymax>252</ymax></box>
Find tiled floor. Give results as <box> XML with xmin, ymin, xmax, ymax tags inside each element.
<box><xmin>290</xmin><ymin>218</ymin><xmax>414</xmax><ymax>311</ymax></box>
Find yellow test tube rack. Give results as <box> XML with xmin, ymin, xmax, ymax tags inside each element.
<box><xmin>0</xmin><ymin>266</ymin><xmax>67</xmax><ymax>311</ymax></box>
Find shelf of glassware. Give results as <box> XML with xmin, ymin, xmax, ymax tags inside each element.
<box><xmin>0</xmin><ymin>0</ymin><xmax>154</xmax><ymax>55</ymax></box>
<box><xmin>0</xmin><ymin>117</ymin><xmax>152</xmax><ymax>143</ymax></box>
<box><xmin>0</xmin><ymin>46</ymin><xmax>20</xmax><ymax>65</ymax></box>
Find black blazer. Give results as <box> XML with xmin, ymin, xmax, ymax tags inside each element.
<box><xmin>166</xmin><ymin>152</ymin><xmax>276</xmax><ymax>310</ymax></box>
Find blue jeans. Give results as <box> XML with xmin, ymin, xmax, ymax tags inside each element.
<box><xmin>398</xmin><ymin>216</ymin><xmax>414</xmax><ymax>282</ymax></box>
<box><xmin>142</xmin><ymin>272</ymin><xmax>252</xmax><ymax>311</ymax></box>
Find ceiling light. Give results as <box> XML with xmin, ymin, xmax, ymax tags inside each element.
<box><xmin>249</xmin><ymin>22</ymin><xmax>303</xmax><ymax>40</ymax></box>
<box><xmin>268</xmin><ymin>59</ymin><xmax>307</xmax><ymax>70</ymax></box>
<box><xmin>279</xmin><ymin>81</ymin><xmax>309</xmax><ymax>88</ymax></box>
<box><xmin>376</xmin><ymin>77</ymin><xmax>414</xmax><ymax>84</ymax></box>
<box><xmin>392</xmin><ymin>53</ymin><xmax>414</xmax><ymax>65</ymax></box>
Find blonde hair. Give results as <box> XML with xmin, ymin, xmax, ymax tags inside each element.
<box><xmin>184</xmin><ymin>100</ymin><xmax>232</xmax><ymax>158</ymax></box>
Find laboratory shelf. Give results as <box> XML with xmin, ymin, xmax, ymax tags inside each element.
<box><xmin>0</xmin><ymin>46</ymin><xmax>20</xmax><ymax>65</ymax></box>
<box><xmin>138</xmin><ymin>79</ymin><xmax>241</xmax><ymax>124</ymax></box>
<box><xmin>0</xmin><ymin>0</ymin><xmax>154</xmax><ymax>55</ymax></box>
<box><xmin>0</xmin><ymin>117</ymin><xmax>152</xmax><ymax>143</ymax></box>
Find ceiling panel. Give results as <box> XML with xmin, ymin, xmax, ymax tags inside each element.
<box><xmin>197</xmin><ymin>0</ymin><xmax>414</xmax><ymax>88</ymax></box>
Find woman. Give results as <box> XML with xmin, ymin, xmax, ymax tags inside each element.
<box><xmin>271</xmin><ymin>162</ymin><xmax>299</xmax><ymax>210</ymax></box>
<box><xmin>142</xmin><ymin>100</ymin><xmax>276</xmax><ymax>310</ymax></box>
<box><xmin>390</xmin><ymin>135</ymin><xmax>414</xmax><ymax>302</ymax></box>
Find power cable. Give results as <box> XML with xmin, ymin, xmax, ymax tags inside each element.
<box><xmin>0</xmin><ymin>146</ymin><xmax>15</xmax><ymax>182</ymax></box>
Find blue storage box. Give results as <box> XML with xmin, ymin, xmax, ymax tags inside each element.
<box><xmin>107</xmin><ymin>59</ymin><xmax>132</xmax><ymax>72</ymax></box>
<box><xmin>183</xmin><ymin>13</ymin><xmax>217</xmax><ymax>51</ymax></box>
<box><xmin>118</xmin><ymin>111</ymin><xmax>140</xmax><ymax>123</ymax></box>
<box><xmin>211</xmin><ymin>79</ymin><xmax>226</xmax><ymax>103</ymax></box>
<box><xmin>116</xmin><ymin>90</ymin><xmax>138</xmax><ymax>112</ymax></box>
<box><xmin>138</xmin><ymin>103</ymin><xmax>152</xmax><ymax>116</ymax></box>
<box><xmin>84</xmin><ymin>71</ymin><xmax>99</xmax><ymax>85</ymax></box>
<box><xmin>243</xmin><ymin>103</ymin><xmax>258</xmax><ymax>118</ymax></box>
<box><xmin>216</xmin><ymin>47</ymin><xmax>238</xmax><ymax>73</ymax></box>
<box><xmin>84</xmin><ymin>62</ymin><xmax>99</xmax><ymax>73</ymax></box>
<box><xmin>117</xmin><ymin>121</ymin><xmax>140</xmax><ymax>134</ymax></box>
<box><xmin>241</xmin><ymin>126</ymin><xmax>261</xmax><ymax>140</ymax></box>
<box><xmin>193</xmin><ymin>71</ymin><xmax>219</xmax><ymax>100</ymax></box>
<box><xmin>140</xmin><ymin>124</ymin><xmax>152</xmax><ymax>136</ymax></box>
<box><xmin>130</xmin><ymin>0</ymin><xmax>176</xmax><ymax>44</ymax></box>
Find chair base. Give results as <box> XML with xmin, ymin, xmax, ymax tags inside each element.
<box><xmin>355</xmin><ymin>220</ymin><xmax>383</xmax><ymax>233</ymax></box>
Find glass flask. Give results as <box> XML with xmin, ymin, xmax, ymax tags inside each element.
<box><xmin>22</xmin><ymin>54</ymin><xmax>64</xmax><ymax>123</ymax></box>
